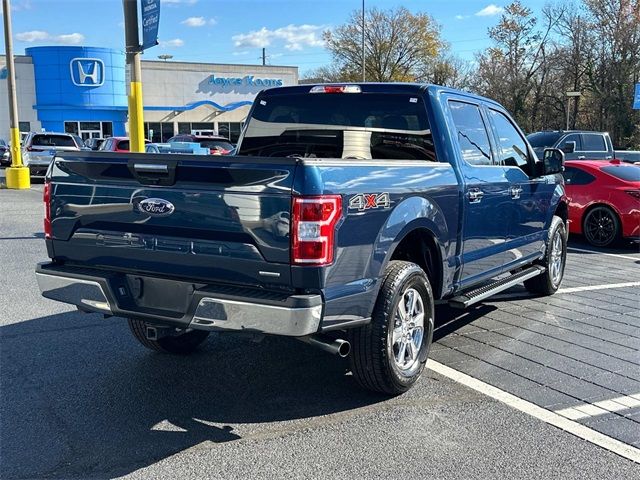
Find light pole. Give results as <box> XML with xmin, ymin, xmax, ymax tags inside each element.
<box><xmin>2</xmin><ymin>0</ymin><xmax>30</xmax><ymax>189</ymax></box>
<box><xmin>123</xmin><ymin>0</ymin><xmax>145</xmax><ymax>153</ymax></box>
<box><xmin>565</xmin><ymin>91</ymin><xmax>581</xmax><ymax>130</ymax></box>
<box><xmin>362</xmin><ymin>0</ymin><xmax>365</xmax><ymax>82</ymax></box>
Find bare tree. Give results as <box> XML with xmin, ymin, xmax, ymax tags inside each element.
<box><xmin>323</xmin><ymin>6</ymin><xmax>444</xmax><ymax>82</ymax></box>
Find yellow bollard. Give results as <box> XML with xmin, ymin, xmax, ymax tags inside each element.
<box><xmin>5</xmin><ymin>127</ymin><xmax>30</xmax><ymax>189</ymax></box>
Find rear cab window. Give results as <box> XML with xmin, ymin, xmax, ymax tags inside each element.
<box><xmin>31</xmin><ymin>134</ymin><xmax>76</xmax><ymax>148</ymax></box>
<box><xmin>239</xmin><ymin>90</ymin><xmax>436</xmax><ymax>161</ymax></box>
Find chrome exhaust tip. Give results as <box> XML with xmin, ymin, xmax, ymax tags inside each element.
<box><xmin>297</xmin><ymin>335</ymin><xmax>350</xmax><ymax>357</ymax></box>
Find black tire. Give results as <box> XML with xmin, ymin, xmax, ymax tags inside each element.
<box><xmin>128</xmin><ymin>318</ymin><xmax>210</xmax><ymax>354</ymax></box>
<box><xmin>524</xmin><ymin>215</ymin><xmax>567</xmax><ymax>296</ymax></box>
<box><xmin>582</xmin><ymin>205</ymin><xmax>620</xmax><ymax>247</ymax></box>
<box><xmin>348</xmin><ymin>260</ymin><xmax>435</xmax><ymax>395</ymax></box>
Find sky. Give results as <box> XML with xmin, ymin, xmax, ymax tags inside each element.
<box><xmin>1</xmin><ymin>0</ymin><xmax>548</xmax><ymax>76</ymax></box>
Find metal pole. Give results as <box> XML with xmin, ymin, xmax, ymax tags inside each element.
<box><xmin>2</xmin><ymin>0</ymin><xmax>30</xmax><ymax>188</ymax></box>
<box><xmin>262</xmin><ymin>48</ymin><xmax>266</xmax><ymax>66</ymax></box>
<box><xmin>362</xmin><ymin>0</ymin><xmax>366</xmax><ymax>82</ymax></box>
<box><xmin>123</xmin><ymin>0</ymin><xmax>144</xmax><ymax>153</ymax></box>
<box><xmin>566</xmin><ymin>96</ymin><xmax>570</xmax><ymax>131</ymax></box>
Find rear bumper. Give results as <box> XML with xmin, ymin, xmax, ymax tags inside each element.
<box><xmin>35</xmin><ymin>263</ymin><xmax>322</xmax><ymax>336</ymax></box>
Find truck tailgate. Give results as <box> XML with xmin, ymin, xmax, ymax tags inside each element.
<box><xmin>48</xmin><ymin>152</ymin><xmax>297</xmax><ymax>288</ymax></box>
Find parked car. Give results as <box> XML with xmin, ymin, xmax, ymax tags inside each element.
<box><xmin>36</xmin><ymin>83</ymin><xmax>568</xmax><ymax>395</ymax></box>
<box><xmin>99</xmin><ymin>137</ymin><xmax>150</xmax><ymax>152</ymax></box>
<box><xmin>527</xmin><ymin>130</ymin><xmax>640</xmax><ymax>163</ymax></box>
<box><xmin>563</xmin><ymin>160</ymin><xmax>640</xmax><ymax>247</ymax></box>
<box><xmin>0</xmin><ymin>139</ymin><xmax>10</xmax><ymax>167</ymax></box>
<box><xmin>145</xmin><ymin>142</ymin><xmax>209</xmax><ymax>155</ymax></box>
<box><xmin>84</xmin><ymin>138</ymin><xmax>105</xmax><ymax>151</ymax></box>
<box><xmin>22</xmin><ymin>132</ymin><xmax>81</xmax><ymax>177</ymax></box>
<box><xmin>167</xmin><ymin>134</ymin><xmax>234</xmax><ymax>155</ymax></box>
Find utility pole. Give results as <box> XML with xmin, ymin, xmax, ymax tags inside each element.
<box><xmin>262</xmin><ymin>48</ymin><xmax>266</xmax><ymax>66</ymax></box>
<box><xmin>2</xmin><ymin>0</ymin><xmax>30</xmax><ymax>189</ymax></box>
<box><xmin>123</xmin><ymin>0</ymin><xmax>145</xmax><ymax>152</ymax></box>
<box><xmin>362</xmin><ymin>0</ymin><xmax>366</xmax><ymax>82</ymax></box>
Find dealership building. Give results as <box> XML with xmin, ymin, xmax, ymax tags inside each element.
<box><xmin>0</xmin><ymin>46</ymin><xmax>298</xmax><ymax>143</ymax></box>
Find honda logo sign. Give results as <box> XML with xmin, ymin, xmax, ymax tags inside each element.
<box><xmin>69</xmin><ymin>58</ymin><xmax>105</xmax><ymax>87</ymax></box>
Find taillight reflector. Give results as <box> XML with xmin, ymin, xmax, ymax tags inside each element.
<box><xmin>43</xmin><ymin>181</ymin><xmax>52</xmax><ymax>238</ymax></box>
<box><xmin>291</xmin><ymin>195</ymin><xmax>342</xmax><ymax>265</ymax></box>
<box><xmin>309</xmin><ymin>85</ymin><xmax>361</xmax><ymax>94</ymax></box>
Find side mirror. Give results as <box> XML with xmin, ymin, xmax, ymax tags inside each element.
<box><xmin>542</xmin><ymin>148</ymin><xmax>565</xmax><ymax>175</ymax></box>
<box><xmin>561</xmin><ymin>141</ymin><xmax>576</xmax><ymax>154</ymax></box>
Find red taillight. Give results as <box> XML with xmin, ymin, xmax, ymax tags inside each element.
<box><xmin>291</xmin><ymin>195</ymin><xmax>342</xmax><ymax>266</ymax></box>
<box><xmin>43</xmin><ymin>181</ymin><xmax>52</xmax><ymax>238</ymax></box>
<box><xmin>626</xmin><ymin>190</ymin><xmax>640</xmax><ymax>200</ymax></box>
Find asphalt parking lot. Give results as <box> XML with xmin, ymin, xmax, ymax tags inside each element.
<box><xmin>1</xmin><ymin>180</ymin><xmax>639</xmax><ymax>479</ymax></box>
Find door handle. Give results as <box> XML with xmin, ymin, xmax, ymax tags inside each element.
<box><xmin>577</xmin><ymin>155</ymin><xmax>586</xmax><ymax>160</ymax></box>
<box><xmin>509</xmin><ymin>186</ymin><xmax>523</xmax><ymax>199</ymax></box>
<box><xmin>467</xmin><ymin>188</ymin><xmax>484</xmax><ymax>203</ymax></box>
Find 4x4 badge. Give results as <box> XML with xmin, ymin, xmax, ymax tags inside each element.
<box><xmin>348</xmin><ymin>193</ymin><xmax>391</xmax><ymax>211</ymax></box>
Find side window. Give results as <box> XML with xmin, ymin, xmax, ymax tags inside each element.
<box><xmin>560</xmin><ymin>133</ymin><xmax>582</xmax><ymax>153</ymax></box>
<box><xmin>581</xmin><ymin>134</ymin><xmax>607</xmax><ymax>152</ymax></box>
<box><xmin>563</xmin><ymin>167</ymin><xmax>595</xmax><ymax>185</ymax></box>
<box><xmin>488</xmin><ymin>110</ymin><xmax>530</xmax><ymax>173</ymax></box>
<box><xmin>449</xmin><ymin>101</ymin><xmax>493</xmax><ymax>166</ymax></box>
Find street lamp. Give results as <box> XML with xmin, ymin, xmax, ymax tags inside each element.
<box><xmin>158</xmin><ymin>54</ymin><xmax>173</xmax><ymax>62</ymax></box>
<box><xmin>565</xmin><ymin>91</ymin><xmax>581</xmax><ymax>130</ymax></box>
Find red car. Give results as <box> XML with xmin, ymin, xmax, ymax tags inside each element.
<box><xmin>99</xmin><ymin>137</ymin><xmax>150</xmax><ymax>152</ymax></box>
<box><xmin>563</xmin><ymin>160</ymin><xmax>640</xmax><ymax>246</ymax></box>
<box><xmin>167</xmin><ymin>134</ymin><xmax>234</xmax><ymax>155</ymax></box>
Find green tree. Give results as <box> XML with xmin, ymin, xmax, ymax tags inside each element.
<box><xmin>322</xmin><ymin>6</ymin><xmax>444</xmax><ymax>82</ymax></box>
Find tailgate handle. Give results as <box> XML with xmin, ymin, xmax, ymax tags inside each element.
<box><xmin>134</xmin><ymin>163</ymin><xmax>168</xmax><ymax>173</ymax></box>
<box><xmin>128</xmin><ymin>159</ymin><xmax>177</xmax><ymax>186</ymax></box>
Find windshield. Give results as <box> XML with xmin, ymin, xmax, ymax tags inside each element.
<box><xmin>31</xmin><ymin>134</ymin><xmax>77</xmax><ymax>147</ymax></box>
<box><xmin>527</xmin><ymin>132</ymin><xmax>563</xmax><ymax>149</ymax></box>
<box><xmin>239</xmin><ymin>92</ymin><xmax>436</xmax><ymax>161</ymax></box>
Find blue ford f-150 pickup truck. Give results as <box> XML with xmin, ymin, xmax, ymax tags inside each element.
<box><xmin>36</xmin><ymin>84</ymin><xmax>568</xmax><ymax>394</ymax></box>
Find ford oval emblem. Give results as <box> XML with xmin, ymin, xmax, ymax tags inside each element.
<box><xmin>137</xmin><ymin>198</ymin><xmax>175</xmax><ymax>217</ymax></box>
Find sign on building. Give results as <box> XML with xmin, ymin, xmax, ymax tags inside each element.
<box><xmin>634</xmin><ymin>83</ymin><xmax>640</xmax><ymax>110</ymax></box>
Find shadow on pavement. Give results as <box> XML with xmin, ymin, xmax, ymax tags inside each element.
<box><xmin>0</xmin><ymin>311</ymin><xmax>387</xmax><ymax>479</ymax></box>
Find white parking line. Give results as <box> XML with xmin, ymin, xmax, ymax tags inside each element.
<box><xmin>428</xmin><ymin>360</ymin><xmax>640</xmax><ymax>464</ymax></box>
<box><xmin>558</xmin><ymin>282</ymin><xmax>640</xmax><ymax>294</ymax></box>
<box><xmin>568</xmin><ymin>247</ymin><xmax>639</xmax><ymax>261</ymax></box>
<box><xmin>554</xmin><ymin>394</ymin><xmax>640</xmax><ymax>420</ymax></box>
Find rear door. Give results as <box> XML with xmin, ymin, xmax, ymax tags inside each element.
<box><xmin>447</xmin><ymin>99</ymin><xmax>510</xmax><ymax>287</ymax></box>
<box><xmin>48</xmin><ymin>153</ymin><xmax>297</xmax><ymax>288</ymax></box>
<box><xmin>579</xmin><ymin>133</ymin><xmax>612</xmax><ymax>160</ymax></box>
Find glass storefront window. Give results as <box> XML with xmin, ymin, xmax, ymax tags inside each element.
<box><xmin>19</xmin><ymin>121</ymin><xmax>31</xmax><ymax>132</ymax></box>
<box><xmin>64</xmin><ymin>122</ymin><xmax>79</xmax><ymax>134</ymax></box>
<box><xmin>178</xmin><ymin>122</ymin><xmax>191</xmax><ymax>134</ymax></box>
<box><xmin>102</xmin><ymin>122</ymin><xmax>113</xmax><ymax>138</ymax></box>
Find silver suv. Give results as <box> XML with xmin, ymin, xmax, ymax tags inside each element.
<box><xmin>22</xmin><ymin>132</ymin><xmax>82</xmax><ymax>177</ymax></box>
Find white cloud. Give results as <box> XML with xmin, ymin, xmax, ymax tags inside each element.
<box><xmin>232</xmin><ymin>24</ymin><xmax>325</xmax><ymax>52</ymax></box>
<box><xmin>159</xmin><ymin>38</ymin><xmax>185</xmax><ymax>48</ymax></box>
<box><xmin>232</xmin><ymin>51</ymin><xmax>249</xmax><ymax>56</ymax></box>
<box><xmin>181</xmin><ymin>16</ymin><xmax>216</xmax><ymax>27</ymax></box>
<box><xmin>15</xmin><ymin>30</ymin><xmax>85</xmax><ymax>45</ymax></box>
<box><xmin>455</xmin><ymin>15</ymin><xmax>469</xmax><ymax>20</ymax></box>
<box><xmin>475</xmin><ymin>4</ymin><xmax>504</xmax><ymax>16</ymax></box>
